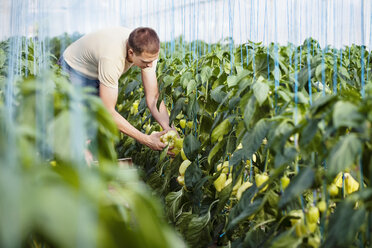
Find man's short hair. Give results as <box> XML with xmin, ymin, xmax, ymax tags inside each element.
<box><xmin>128</xmin><ymin>27</ymin><xmax>160</xmax><ymax>55</ymax></box>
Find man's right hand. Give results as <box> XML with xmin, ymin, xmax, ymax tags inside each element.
<box><xmin>145</xmin><ymin>130</ymin><xmax>167</xmax><ymax>151</ymax></box>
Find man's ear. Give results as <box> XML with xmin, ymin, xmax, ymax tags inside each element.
<box><xmin>128</xmin><ymin>48</ymin><xmax>134</xmax><ymax>56</ymax></box>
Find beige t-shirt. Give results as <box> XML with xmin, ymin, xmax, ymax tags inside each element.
<box><xmin>63</xmin><ymin>27</ymin><xmax>134</xmax><ymax>89</ymax></box>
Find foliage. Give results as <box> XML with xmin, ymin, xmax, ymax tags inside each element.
<box><xmin>0</xmin><ymin>40</ymin><xmax>185</xmax><ymax>247</ymax></box>
<box><xmin>2</xmin><ymin>33</ymin><xmax>372</xmax><ymax>247</ymax></box>
<box><xmin>117</xmin><ymin>37</ymin><xmax>372</xmax><ymax>247</ymax></box>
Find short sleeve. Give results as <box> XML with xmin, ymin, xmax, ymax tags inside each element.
<box><xmin>98</xmin><ymin>58</ymin><xmax>123</xmax><ymax>89</ymax></box>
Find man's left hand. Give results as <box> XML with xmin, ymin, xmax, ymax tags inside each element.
<box><xmin>164</xmin><ymin>126</ymin><xmax>180</xmax><ymax>157</ymax></box>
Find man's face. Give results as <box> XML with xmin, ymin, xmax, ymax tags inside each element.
<box><xmin>128</xmin><ymin>49</ymin><xmax>158</xmax><ymax>69</ymax></box>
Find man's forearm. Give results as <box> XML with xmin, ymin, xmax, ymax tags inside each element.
<box><xmin>109</xmin><ymin>109</ymin><xmax>149</xmax><ymax>145</ymax></box>
<box><xmin>149</xmin><ymin>100</ymin><xmax>171</xmax><ymax>130</ymax></box>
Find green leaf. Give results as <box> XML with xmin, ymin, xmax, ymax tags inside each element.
<box><xmin>296</xmin><ymin>91</ymin><xmax>309</xmax><ymax>104</ymax></box>
<box><xmin>47</xmin><ymin>110</ymin><xmax>72</xmax><ymax>160</ymax></box>
<box><xmin>211</xmin><ymin>119</ymin><xmax>231</xmax><ymax>143</ymax></box>
<box><xmin>223</xmin><ymin>60</ymin><xmax>231</xmax><ymax>74</ymax></box>
<box><xmin>187</xmin><ymin>79</ymin><xmax>197</xmax><ymax>96</ymax></box>
<box><xmin>277</xmin><ymin>90</ymin><xmax>291</xmax><ymax>102</ymax></box>
<box><xmin>228</xmin><ymin>96</ymin><xmax>240</xmax><ymax>111</ymax></box>
<box><xmin>253</xmin><ymin>78</ymin><xmax>270</xmax><ymax>105</ymax></box>
<box><xmin>216</xmin><ymin>91</ymin><xmax>233</xmax><ymax>112</ymax></box>
<box><xmin>169</xmin><ymin>97</ymin><xmax>185</xmax><ymax>125</ymax></box>
<box><xmin>199</xmin><ymin>113</ymin><xmax>214</xmax><ymax>135</ymax></box>
<box><xmin>225</xmin><ymin>135</ymin><xmax>237</xmax><ymax>155</ymax></box>
<box><xmin>243</xmin><ymin>96</ymin><xmax>256</xmax><ymax>129</ymax></box>
<box><xmin>216</xmin><ymin>50</ymin><xmax>224</xmax><ymax>61</ymax></box>
<box><xmin>165</xmin><ymin>189</ymin><xmax>183</xmax><ymax>222</ymax></box>
<box><xmin>227</xmin><ymin>186</ymin><xmax>262</xmax><ymax>231</ymax></box>
<box><xmin>215</xmin><ymin>184</ymin><xmax>232</xmax><ymax>214</ymax></box>
<box><xmin>156</xmin><ymin>147</ymin><xmax>169</xmax><ymax>168</ymax></box>
<box><xmin>186</xmin><ymin>94</ymin><xmax>199</xmax><ymax>119</ymax></box>
<box><xmin>181</xmin><ymin>71</ymin><xmax>193</xmax><ymax>89</ymax></box>
<box><xmin>299</xmin><ymin>119</ymin><xmax>320</xmax><ymax>147</ymax></box>
<box><xmin>183</xmin><ymin>200</ymin><xmax>218</xmax><ymax>247</ymax></box>
<box><xmin>254</xmin><ymin>54</ymin><xmax>268</xmax><ymax>73</ymax></box>
<box><xmin>333</xmin><ymin>101</ymin><xmax>363</xmax><ymax>129</ymax></box>
<box><xmin>323</xmin><ymin>201</ymin><xmax>366</xmax><ymax>248</ymax></box>
<box><xmin>338</xmin><ymin>66</ymin><xmax>350</xmax><ymax>80</ymax></box>
<box><xmin>327</xmin><ymin>134</ymin><xmax>362</xmax><ymax>176</ymax></box>
<box><xmin>93</xmin><ymin>97</ymin><xmax>118</xmax><ymax>137</ymax></box>
<box><xmin>315</xmin><ymin>64</ymin><xmax>324</xmax><ymax>81</ymax></box>
<box><xmin>175</xmin><ymin>211</ymin><xmax>193</xmax><ymax>232</ymax></box>
<box><xmin>228</xmin><ymin>69</ymin><xmax>250</xmax><ymax>88</ymax></box>
<box><xmin>274</xmin><ymin>147</ymin><xmax>297</xmax><ymax>168</ymax></box>
<box><xmin>297</xmin><ymin>65</ymin><xmax>316</xmax><ymax>89</ymax></box>
<box><xmin>146</xmin><ymin>171</ymin><xmax>165</xmax><ymax>191</ymax></box>
<box><xmin>124</xmin><ymin>81</ymin><xmax>140</xmax><ymax>95</ymax></box>
<box><xmin>227</xmin><ymin>75</ymin><xmax>238</xmax><ymax>88</ymax></box>
<box><xmin>210</xmin><ymin>85</ymin><xmax>227</xmax><ymax>103</ymax></box>
<box><xmin>311</xmin><ymin>95</ymin><xmax>337</xmax><ymax>116</ymax></box>
<box><xmin>226</xmin><ymin>70</ymin><xmax>251</xmax><ymax>89</ymax></box>
<box><xmin>208</xmin><ymin>141</ymin><xmax>224</xmax><ymax>165</ymax></box>
<box><xmin>184</xmin><ymin>161</ymin><xmax>202</xmax><ymax>189</ymax></box>
<box><xmin>270</xmin><ymin>230</ymin><xmax>301</xmax><ymax>248</ymax></box>
<box><xmin>241</xmin><ymin>229</ymin><xmax>267</xmax><ymax>248</ymax></box>
<box><xmin>36</xmin><ymin>185</ymin><xmax>87</xmax><ymax>248</ymax></box>
<box><xmin>200</xmin><ymin>66</ymin><xmax>212</xmax><ymax>82</ymax></box>
<box><xmin>183</xmin><ymin>135</ymin><xmax>201</xmax><ymax>161</ymax></box>
<box><xmin>162</xmin><ymin>75</ymin><xmax>174</xmax><ymax>88</ymax></box>
<box><xmin>242</xmin><ymin>119</ymin><xmax>270</xmax><ymax>158</ymax></box>
<box><xmin>279</xmin><ymin>167</ymin><xmax>314</xmax><ymax>208</ymax></box>
<box><xmin>229</xmin><ymin>149</ymin><xmax>247</xmax><ymax>168</ymax></box>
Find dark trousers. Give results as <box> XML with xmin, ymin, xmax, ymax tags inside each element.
<box><xmin>58</xmin><ymin>57</ymin><xmax>100</xmax><ymax>96</ymax></box>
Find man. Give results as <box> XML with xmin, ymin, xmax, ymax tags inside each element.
<box><xmin>60</xmin><ymin>27</ymin><xmax>174</xmax><ymax>153</ymax></box>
